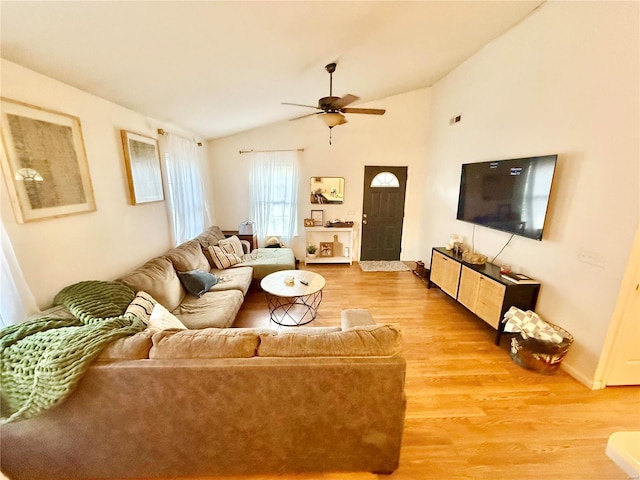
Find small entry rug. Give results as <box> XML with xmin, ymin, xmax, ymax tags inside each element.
<box><xmin>358</xmin><ymin>261</ymin><xmax>410</xmax><ymax>272</ymax></box>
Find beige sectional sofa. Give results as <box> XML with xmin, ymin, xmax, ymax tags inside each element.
<box><xmin>118</xmin><ymin>225</ymin><xmax>295</xmax><ymax>329</ymax></box>
<box><xmin>0</xmin><ymin>227</ymin><xmax>406</xmax><ymax>478</ymax></box>
<box><xmin>1</xmin><ymin>313</ymin><xmax>406</xmax><ymax>479</ymax></box>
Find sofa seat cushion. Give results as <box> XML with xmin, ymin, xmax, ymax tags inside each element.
<box><xmin>165</xmin><ymin>240</ymin><xmax>211</xmax><ymax>273</ymax></box>
<box><xmin>257</xmin><ymin>324</ymin><xmax>403</xmax><ymax>357</ymax></box>
<box><xmin>149</xmin><ymin>328</ymin><xmax>266</xmax><ymax>359</ymax></box>
<box><xmin>208</xmin><ymin>266</ymin><xmax>253</xmax><ymax>296</ymax></box>
<box><xmin>236</xmin><ymin>247</ymin><xmax>295</xmax><ymax>280</ymax></box>
<box><xmin>118</xmin><ymin>256</ymin><xmax>185</xmax><ymax>312</ymax></box>
<box><xmin>172</xmin><ymin>290</ymin><xmax>243</xmax><ymax>329</ymax></box>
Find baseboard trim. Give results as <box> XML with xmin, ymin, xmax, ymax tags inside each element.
<box><xmin>561</xmin><ymin>361</ymin><xmax>597</xmax><ymax>389</ymax></box>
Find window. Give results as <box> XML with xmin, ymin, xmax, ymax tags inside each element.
<box><xmin>371</xmin><ymin>171</ymin><xmax>400</xmax><ymax>187</ymax></box>
<box><xmin>161</xmin><ymin>133</ymin><xmax>210</xmax><ymax>246</ymax></box>
<box><xmin>250</xmin><ymin>151</ymin><xmax>300</xmax><ymax>246</ymax></box>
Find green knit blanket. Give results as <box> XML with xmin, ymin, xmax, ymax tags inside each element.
<box><xmin>0</xmin><ymin>281</ymin><xmax>145</xmax><ymax>424</ymax></box>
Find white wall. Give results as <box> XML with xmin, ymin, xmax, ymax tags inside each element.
<box><xmin>420</xmin><ymin>1</ymin><xmax>639</xmax><ymax>385</ymax></box>
<box><xmin>1</xmin><ymin>60</ymin><xmax>210</xmax><ymax>309</ymax></box>
<box><xmin>208</xmin><ymin>87</ymin><xmax>432</xmax><ymax>260</ymax></box>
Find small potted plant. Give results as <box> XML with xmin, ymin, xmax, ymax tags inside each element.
<box><xmin>306</xmin><ymin>244</ymin><xmax>318</xmax><ymax>258</ymax></box>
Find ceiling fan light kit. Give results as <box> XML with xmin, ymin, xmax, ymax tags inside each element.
<box><xmin>319</xmin><ymin>112</ymin><xmax>347</xmax><ymax>128</ymax></box>
<box><xmin>283</xmin><ymin>62</ymin><xmax>386</xmax><ymax>144</ymax></box>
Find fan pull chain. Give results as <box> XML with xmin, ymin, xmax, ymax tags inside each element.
<box><xmin>329</xmin><ymin>128</ymin><xmax>332</xmax><ymax>145</ymax></box>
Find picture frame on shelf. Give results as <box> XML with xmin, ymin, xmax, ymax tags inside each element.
<box><xmin>311</xmin><ymin>209</ymin><xmax>324</xmax><ymax>226</ymax></box>
<box><xmin>120</xmin><ymin>130</ymin><xmax>164</xmax><ymax>205</ymax></box>
<box><xmin>0</xmin><ymin>98</ymin><xmax>97</xmax><ymax>223</ymax></box>
<box><xmin>319</xmin><ymin>242</ymin><xmax>333</xmax><ymax>257</ymax></box>
<box><xmin>304</xmin><ymin>218</ymin><xmax>315</xmax><ymax>227</ymax></box>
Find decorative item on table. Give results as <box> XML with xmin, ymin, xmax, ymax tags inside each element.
<box><xmin>462</xmin><ymin>251</ymin><xmax>487</xmax><ymax>265</ymax></box>
<box><xmin>445</xmin><ymin>234</ymin><xmax>459</xmax><ymax>251</ymax></box>
<box><xmin>500</xmin><ymin>264</ymin><xmax>512</xmax><ymax>274</ymax></box>
<box><xmin>452</xmin><ymin>242</ymin><xmax>464</xmax><ymax>255</ymax></box>
<box><xmin>238</xmin><ymin>219</ymin><xmax>255</xmax><ymax>235</ymax></box>
<box><xmin>503</xmin><ymin>307</ymin><xmax>573</xmax><ymax>375</ymax></box>
<box><xmin>500</xmin><ymin>270</ymin><xmax>538</xmax><ymax>284</ymax></box>
<box><xmin>284</xmin><ymin>275</ymin><xmax>295</xmax><ymax>286</ymax></box>
<box><xmin>332</xmin><ymin>234</ymin><xmax>343</xmax><ymax>257</ymax></box>
<box><xmin>304</xmin><ymin>218</ymin><xmax>315</xmax><ymax>227</ymax></box>
<box><xmin>306</xmin><ymin>244</ymin><xmax>318</xmax><ymax>258</ymax></box>
<box><xmin>319</xmin><ymin>242</ymin><xmax>333</xmax><ymax>257</ymax></box>
<box><xmin>327</xmin><ymin>219</ymin><xmax>354</xmax><ymax>228</ymax></box>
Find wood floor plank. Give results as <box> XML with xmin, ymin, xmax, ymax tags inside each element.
<box><xmin>128</xmin><ymin>263</ymin><xmax>639</xmax><ymax>480</ymax></box>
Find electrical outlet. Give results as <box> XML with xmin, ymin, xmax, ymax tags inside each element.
<box><xmin>578</xmin><ymin>248</ymin><xmax>607</xmax><ymax>268</ymax></box>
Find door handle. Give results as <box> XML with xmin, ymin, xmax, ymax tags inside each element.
<box><xmin>363</xmin><ymin>220</ymin><xmax>368</xmax><ymax>225</ymax></box>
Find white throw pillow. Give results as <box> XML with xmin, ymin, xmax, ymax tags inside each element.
<box><xmin>148</xmin><ymin>303</ymin><xmax>187</xmax><ymax>330</ymax></box>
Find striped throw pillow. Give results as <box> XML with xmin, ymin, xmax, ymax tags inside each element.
<box><xmin>219</xmin><ymin>235</ymin><xmax>244</xmax><ymax>256</ymax></box>
<box><xmin>207</xmin><ymin>245</ymin><xmax>243</xmax><ymax>269</ymax></box>
<box><xmin>124</xmin><ymin>291</ymin><xmax>157</xmax><ymax>325</ymax></box>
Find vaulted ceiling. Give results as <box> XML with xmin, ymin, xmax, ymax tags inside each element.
<box><xmin>1</xmin><ymin>1</ymin><xmax>543</xmax><ymax>139</ymax></box>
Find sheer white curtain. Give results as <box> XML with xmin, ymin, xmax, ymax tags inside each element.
<box><xmin>160</xmin><ymin>133</ymin><xmax>211</xmax><ymax>246</ymax></box>
<box><xmin>1</xmin><ymin>221</ymin><xmax>39</xmax><ymax>327</ymax></box>
<box><xmin>249</xmin><ymin>150</ymin><xmax>299</xmax><ymax>246</ymax></box>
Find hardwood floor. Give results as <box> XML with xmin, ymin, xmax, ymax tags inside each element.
<box><xmin>163</xmin><ymin>263</ymin><xmax>639</xmax><ymax>480</ymax></box>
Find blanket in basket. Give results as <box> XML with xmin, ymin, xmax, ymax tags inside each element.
<box><xmin>0</xmin><ymin>281</ymin><xmax>145</xmax><ymax>424</ymax></box>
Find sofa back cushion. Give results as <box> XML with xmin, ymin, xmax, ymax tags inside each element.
<box><xmin>118</xmin><ymin>256</ymin><xmax>185</xmax><ymax>312</ymax></box>
<box><xmin>257</xmin><ymin>324</ymin><xmax>402</xmax><ymax>357</ymax></box>
<box><xmin>194</xmin><ymin>226</ymin><xmax>228</xmax><ymax>268</ymax></box>
<box><xmin>165</xmin><ymin>240</ymin><xmax>211</xmax><ymax>273</ymax></box>
<box><xmin>149</xmin><ymin>328</ymin><xmax>266</xmax><ymax>359</ymax></box>
<box><xmin>97</xmin><ymin>328</ymin><xmax>156</xmax><ymax>360</ymax></box>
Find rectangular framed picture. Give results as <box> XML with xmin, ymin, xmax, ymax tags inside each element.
<box><xmin>311</xmin><ymin>209</ymin><xmax>324</xmax><ymax>226</ymax></box>
<box><xmin>121</xmin><ymin>130</ymin><xmax>164</xmax><ymax>205</ymax></box>
<box><xmin>303</xmin><ymin>218</ymin><xmax>314</xmax><ymax>227</ymax></box>
<box><xmin>319</xmin><ymin>242</ymin><xmax>333</xmax><ymax>257</ymax></box>
<box><xmin>0</xmin><ymin>98</ymin><xmax>96</xmax><ymax>223</ymax></box>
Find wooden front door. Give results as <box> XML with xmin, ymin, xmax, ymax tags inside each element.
<box><xmin>360</xmin><ymin>166</ymin><xmax>407</xmax><ymax>261</ymax></box>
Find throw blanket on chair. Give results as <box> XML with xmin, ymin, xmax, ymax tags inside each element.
<box><xmin>0</xmin><ymin>281</ymin><xmax>145</xmax><ymax>424</ymax></box>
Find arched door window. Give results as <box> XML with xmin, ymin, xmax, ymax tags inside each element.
<box><xmin>370</xmin><ymin>171</ymin><xmax>400</xmax><ymax>187</ymax></box>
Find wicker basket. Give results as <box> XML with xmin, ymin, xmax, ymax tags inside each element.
<box><xmin>509</xmin><ymin>322</ymin><xmax>573</xmax><ymax>375</ymax></box>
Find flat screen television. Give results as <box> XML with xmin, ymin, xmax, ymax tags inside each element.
<box><xmin>456</xmin><ymin>155</ymin><xmax>557</xmax><ymax>241</ymax></box>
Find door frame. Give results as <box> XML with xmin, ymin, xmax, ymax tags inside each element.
<box><xmin>592</xmin><ymin>225</ymin><xmax>640</xmax><ymax>389</ymax></box>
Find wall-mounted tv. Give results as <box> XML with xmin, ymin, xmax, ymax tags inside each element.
<box><xmin>456</xmin><ymin>155</ymin><xmax>557</xmax><ymax>241</ymax></box>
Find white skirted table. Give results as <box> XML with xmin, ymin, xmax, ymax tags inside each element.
<box><xmin>260</xmin><ymin>270</ymin><xmax>326</xmax><ymax>326</ymax></box>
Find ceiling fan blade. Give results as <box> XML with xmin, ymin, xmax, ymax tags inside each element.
<box><xmin>281</xmin><ymin>102</ymin><xmax>321</xmax><ymax>110</ymax></box>
<box><xmin>330</xmin><ymin>94</ymin><xmax>360</xmax><ymax>109</ymax></box>
<box><xmin>341</xmin><ymin>107</ymin><xmax>386</xmax><ymax>115</ymax></box>
<box><xmin>289</xmin><ymin>112</ymin><xmax>321</xmax><ymax>121</ymax></box>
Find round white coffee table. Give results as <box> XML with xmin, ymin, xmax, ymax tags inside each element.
<box><xmin>260</xmin><ymin>270</ymin><xmax>326</xmax><ymax>326</ymax></box>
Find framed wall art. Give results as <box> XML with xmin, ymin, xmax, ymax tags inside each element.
<box><xmin>319</xmin><ymin>242</ymin><xmax>333</xmax><ymax>257</ymax></box>
<box><xmin>0</xmin><ymin>98</ymin><xmax>96</xmax><ymax>223</ymax></box>
<box><xmin>120</xmin><ymin>130</ymin><xmax>164</xmax><ymax>205</ymax></box>
<box><xmin>311</xmin><ymin>209</ymin><xmax>324</xmax><ymax>226</ymax></box>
